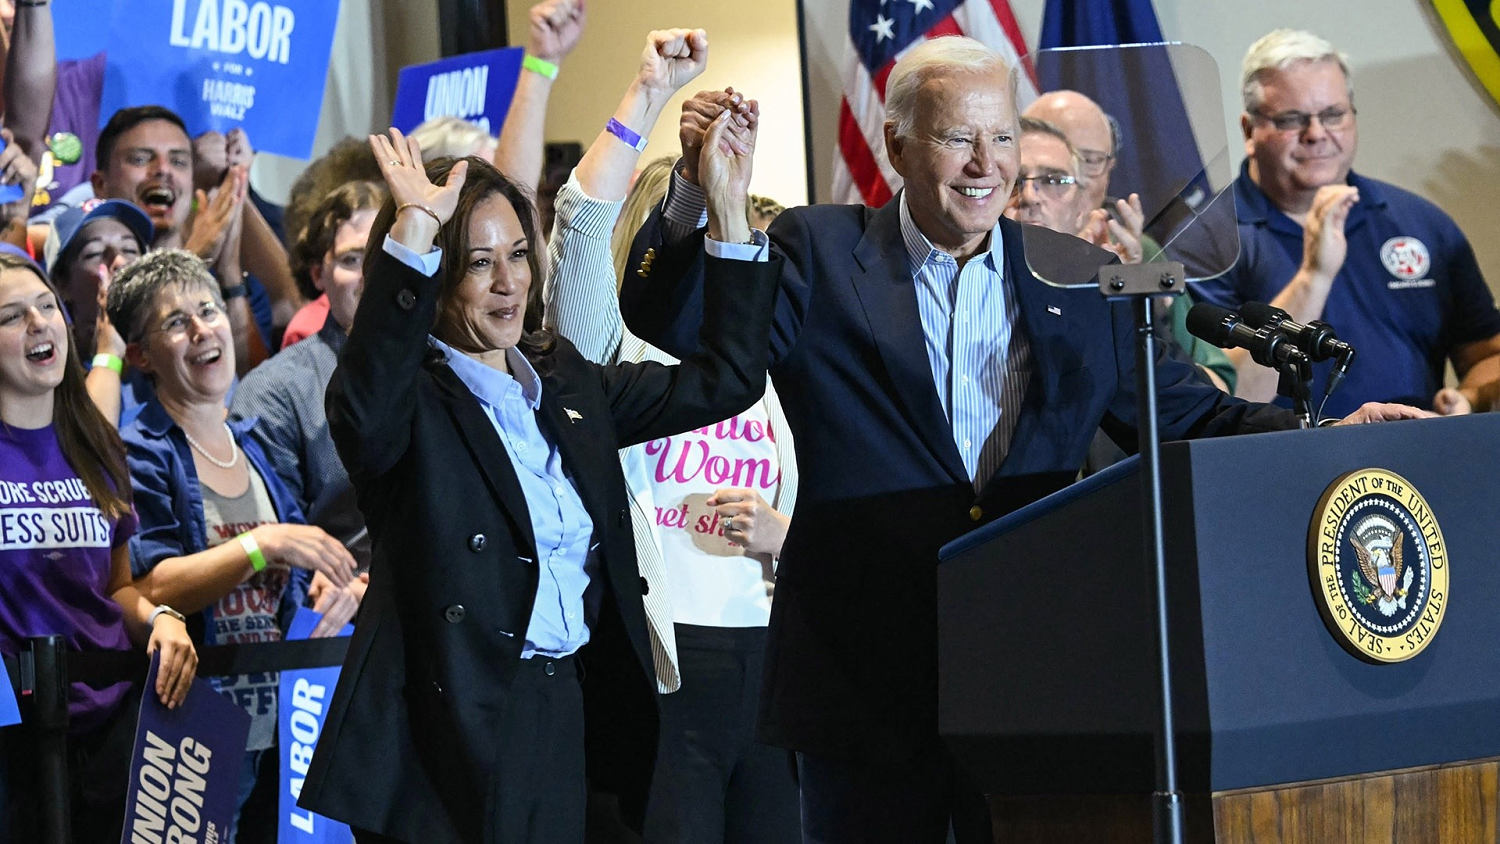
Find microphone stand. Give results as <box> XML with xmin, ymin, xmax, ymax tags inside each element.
<box><xmin>1099</xmin><ymin>261</ymin><xmax>1186</xmax><ymax>844</ymax></box>
<box><xmin>1277</xmin><ymin>352</ymin><xmax>1315</xmax><ymax>428</ymax></box>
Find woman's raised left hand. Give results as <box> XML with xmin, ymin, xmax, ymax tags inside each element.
<box><xmin>371</xmin><ymin>129</ymin><xmax>469</xmax><ymax>251</ymax></box>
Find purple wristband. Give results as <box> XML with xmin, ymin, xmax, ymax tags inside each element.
<box><xmin>605</xmin><ymin>118</ymin><xmax>648</xmax><ymax>152</ymax></box>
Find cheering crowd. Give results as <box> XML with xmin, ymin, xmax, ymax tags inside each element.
<box><xmin>1</xmin><ymin>0</ymin><xmax>1495</xmax><ymax>841</ymax></box>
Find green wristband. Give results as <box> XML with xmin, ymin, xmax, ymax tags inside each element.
<box><xmin>91</xmin><ymin>353</ymin><xmax>123</xmax><ymax>374</ymax></box>
<box><xmin>238</xmin><ymin>531</ymin><xmax>267</xmax><ymax>572</ymax></box>
<box><xmin>522</xmin><ymin>54</ymin><xmax>558</xmax><ymax>80</ymax></box>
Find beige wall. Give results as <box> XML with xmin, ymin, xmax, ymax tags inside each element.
<box><xmin>800</xmin><ymin>0</ymin><xmax>1500</xmax><ymax>293</ymax></box>
<box><xmin>502</xmin><ymin>0</ymin><xmax>810</xmax><ymax>206</ymax></box>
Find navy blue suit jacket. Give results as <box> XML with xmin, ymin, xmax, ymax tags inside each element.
<box><xmin>622</xmin><ymin>198</ymin><xmax>1296</xmax><ymax>762</ymax></box>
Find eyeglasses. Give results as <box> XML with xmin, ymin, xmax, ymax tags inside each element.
<box><xmin>1013</xmin><ymin>173</ymin><xmax>1078</xmax><ymax>197</ymax></box>
<box><xmin>1252</xmin><ymin>105</ymin><xmax>1356</xmax><ymax>133</ymax></box>
<box><xmin>153</xmin><ymin>303</ymin><xmax>225</xmax><ymax>338</ymax></box>
<box><xmin>1077</xmin><ymin>150</ymin><xmax>1114</xmax><ymax>177</ymax></box>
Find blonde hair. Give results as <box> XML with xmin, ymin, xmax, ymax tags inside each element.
<box><xmin>1241</xmin><ymin>29</ymin><xmax>1353</xmax><ymax>112</ymax></box>
<box><xmin>885</xmin><ymin>36</ymin><xmax>1016</xmax><ymax>139</ymax></box>
<box><xmin>611</xmin><ymin>156</ymin><xmax>676</xmax><ymax>287</ymax></box>
<box><xmin>408</xmin><ymin>116</ymin><xmax>497</xmax><ymax>162</ymax></box>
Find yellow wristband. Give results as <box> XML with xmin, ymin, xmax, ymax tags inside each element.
<box><xmin>522</xmin><ymin>54</ymin><xmax>558</xmax><ymax>80</ymax></box>
<box><xmin>238</xmin><ymin>531</ymin><xmax>267</xmax><ymax>572</ymax></box>
<box><xmin>91</xmin><ymin>353</ymin><xmax>123</xmax><ymax>374</ymax></box>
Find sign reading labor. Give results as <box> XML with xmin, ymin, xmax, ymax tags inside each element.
<box><xmin>278</xmin><ymin>608</ymin><xmax>354</xmax><ymax>844</ymax></box>
<box><xmin>390</xmin><ymin>47</ymin><xmax>524</xmax><ymax>135</ymax></box>
<box><xmin>96</xmin><ymin>0</ymin><xmax>342</xmax><ymax>159</ymax></box>
<box><xmin>122</xmin><ymin>655</ymin><xmax>250</xmax><ymax>844</ymax></box>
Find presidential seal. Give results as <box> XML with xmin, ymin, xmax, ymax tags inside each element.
<box><xmin>1307</xmin><ymin>468</ymin><xmax>1449</xmax><ymax>663</ymax></box>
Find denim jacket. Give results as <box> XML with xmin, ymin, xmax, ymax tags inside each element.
<box><xmin>122</xmin><ymin>397</ymin><xmax>310</xmax><ymax>643</ymax></box>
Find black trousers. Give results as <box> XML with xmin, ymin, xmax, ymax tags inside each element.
<box><xmin>642</xmin><ymin>624</ymin><xmax>799</xmax><ymax>844</ymax></box>
<box><xmin>797</xmin><ymin>736</ymin><xmax>991</xmax><ymax>844</ymax></box>
<box><xmin>355</xmin><ymin>654</ymin><xmax>585</xmax><ymax>844</ymax></box>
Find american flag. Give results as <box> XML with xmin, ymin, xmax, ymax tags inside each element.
<box><xmin>833</xmin><ymin>0</ymin><xmax>1037</xmax><ymax>206</ymax></box>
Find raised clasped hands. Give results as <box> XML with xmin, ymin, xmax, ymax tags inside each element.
<box><xmin>679</xmin><ymin>88</ymin><xmax>758</xmax><ymax>186</ymax></box>
<box><xmin>701</xmin><ymin>106</ymin><xmax>758</xmax><ymax>244</ymax></box>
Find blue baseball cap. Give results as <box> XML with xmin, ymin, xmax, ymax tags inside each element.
<box><xmin>43</xmin><ymin>198</ymin><xmax>154</xmax><ymax>273</ymax></box>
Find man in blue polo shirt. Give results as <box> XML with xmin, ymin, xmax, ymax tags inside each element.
<box><xmin>1193</xmin><ymin>28</ymin><xmax>1500</xmax><ymax>417</ymax></box>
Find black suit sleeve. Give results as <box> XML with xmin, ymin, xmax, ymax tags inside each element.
<box><xmin>325</xmin><ymin>250</ymin><xmax>440</xmax><ymax>480</ymax></box>
<box><xmin>622</xmin><ymin>207</ymin><xmax>810</xmax><ymax>369</ymax></box>
<box><xmin>603</xmin><ymin>254</ymin><xmax>779</xmax><ymax>448</ymax></box>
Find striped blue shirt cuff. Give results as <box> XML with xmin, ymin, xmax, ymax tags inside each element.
<box><xmin>661</xmin><ymin>163</ymin><xmax>709</xmax><ymax>243</ymax></box>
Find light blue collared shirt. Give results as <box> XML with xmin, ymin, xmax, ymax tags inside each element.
<box><xmin>660</xmin><ymin>177</ymin><xmax>1029</xmax><ymax>491</ymax></box>
<box><xmin>384</xmin><ymin>235</ymin><xmax>599</xmax><ymax>658</ymax></box>
<box><xmin>897</xmin><ymin>193</ymin><xmax>1030</xmax><ymax>489</ymax></box>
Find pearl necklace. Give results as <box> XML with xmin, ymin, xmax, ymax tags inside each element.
<box><xmin>183</xmin><ymin>423</ymin><xmax>240</xmax><ymax>470</ymax></box>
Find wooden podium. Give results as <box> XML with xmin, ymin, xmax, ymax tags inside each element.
<box><xmin>937</xmin><ymin>415</ymin><xmax>1500</xmax><ymax>842</ymax></box>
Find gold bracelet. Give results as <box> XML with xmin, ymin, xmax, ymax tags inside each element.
<box><xmin>396</xmin><ymin>202</ymin><xmax>442</xmax><ymax>227</ymax></box>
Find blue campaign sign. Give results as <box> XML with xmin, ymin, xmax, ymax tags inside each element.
<box><xmin>278</xmin><ymin>608</ymin><xmax>353</xmax><ymax>844</ymax></box>
<box><xmin>95</xmin><ymin>0</ymin><xmax>341</xmax><ymax>160</ymax></box>
<box><xmin>121</xmin><ymin>655</ymin><xmax>251</xmax><ymax>844</ymax></box>
<box><xmin>0</xmin><ymin>666</ymin><xmax>19</xmax><ymax>727</ymax></box>
<box><xmin>391</xmin><ymin>47</ymin><xmax>524</xmax><ymax>135</ymax></box>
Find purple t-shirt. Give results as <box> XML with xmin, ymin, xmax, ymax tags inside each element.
<box><xmin>29</xmin><ymin>51</ymin><xmax>106</xmax><ymax>220</ymax></box>
<box><xmin>0</xmin><ymin>423</ymin><xmax>135</xmax><ymax>730</ymax></box>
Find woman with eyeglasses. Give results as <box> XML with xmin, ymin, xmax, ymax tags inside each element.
<box><xmin>0</xmin><ymin>250</ymin><xmax>197</xmax><ymax>842</ymax></box>
<box><xmin>106</xmin><ymin>249</ymin><xmax>359</xmax><ymax>839</ymax></box>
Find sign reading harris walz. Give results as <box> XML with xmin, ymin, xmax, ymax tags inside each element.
<box><xmin>1307</xmin><ymin>468</ymin><xmax>1450</xmax><ymax>663</ymax></box>
<box><xmin>97</xmin><ymin>0</ymin><xmax>342</xmax><ymax>160</ymax></box>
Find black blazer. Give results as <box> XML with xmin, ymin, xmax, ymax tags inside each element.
<box><xmin>299</xmin><ymin>248</ymin><xmax>777</xmax><ymax>841</ymax></box>
<box><xmin>622</xmin><ymin>199</ymin><xmax>1297</xmax><ymax>764</ymax></box>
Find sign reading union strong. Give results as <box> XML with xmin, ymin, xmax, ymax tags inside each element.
<box><xmin>1430</xmin><ymin>0</ymin><xmax>1500</xmax><ymax>109</ymax></box>
<box><xmin>1307</xmin><ymin>469</ymin><xmax>1449</xmax><ymax>663</ymax></box>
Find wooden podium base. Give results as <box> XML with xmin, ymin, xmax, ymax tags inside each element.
<box><xmin>989</xmin><ymin>758</ymin><xmax>1499</xmax><ymax>843</ymax></box>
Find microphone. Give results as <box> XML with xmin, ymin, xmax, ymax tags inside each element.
<box><xmin>1238</xmin><ymin>302</ymin><xmax>1354</xmax><ymax>363</ymax></box>
<box><xmin>1186</xmin><ymin>303</ymin><xmax>1308</xmax><ymax>370</ymax></box>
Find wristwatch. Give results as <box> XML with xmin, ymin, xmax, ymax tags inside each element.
<box><xmin>148</xmin><ymin>605</ymin><xmax>187</xmax><ymax>627</ymax></box>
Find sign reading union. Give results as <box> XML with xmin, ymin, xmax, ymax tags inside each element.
<box><xmin>1307</xmin><ymin>468</ymin><xmax>1449</xmax><ymax>663</ymax></box>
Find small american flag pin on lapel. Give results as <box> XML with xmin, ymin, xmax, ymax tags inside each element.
<box><xmin>1047</xmin><ymin>305</ymin><xmax>1062</xmax><ymax>316</ymax></box>
<box><xmin>564</xmin><ymin>407</ymin><xmax>583</xmax><ymax>423</ymax></box>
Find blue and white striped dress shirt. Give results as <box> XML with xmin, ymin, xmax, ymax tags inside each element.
<box><xmin>897</xmin><ymin>193</ymin><xmax>1031</xmax><ymax>490</ymax></box>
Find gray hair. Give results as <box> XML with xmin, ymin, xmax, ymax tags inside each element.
<box><xmin>408</xmin><ymin>116</ymin><xmax>496</xmax><ymax>162</ymax></box>
<box><xmin>1241</xmin><ymin>29</ymin><xmax>1353</xmax><ymax>112</ymax></box>
<box><xmin>885</xmin><ymin>36</ymin><xmax>1017</xmax><ymax>139</ymax></box>
<box><xmin>1019</xmin><ymin>116</ymin><xmax>1082</xmax><ymax>177</ymax></box>
<box><xmin>106</xmin><ymin>248</ymin><xmax>221</xmax><ymax>345</ymax></box>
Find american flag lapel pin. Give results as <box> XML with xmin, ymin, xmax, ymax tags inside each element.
<box><xmin>564</xmin><ymin>407</ymin><xmax>583</xmax><ymax>423</ymax></box>
<box><xmin>1047</xmin><ymin>305</ymin><xmax>1062</xmax><ymax>316</ymax></box>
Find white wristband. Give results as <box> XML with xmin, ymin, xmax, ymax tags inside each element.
<box><xmin>148</xmin><ymin>604</ymin><xmax>186</xmax><ymax>627</ymax></box>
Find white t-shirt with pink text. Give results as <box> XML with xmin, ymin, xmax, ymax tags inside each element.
<box><xmin>638</xmin><ymin>404</ymin><xmax>781</xmax><ymax>628</ymax></box>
